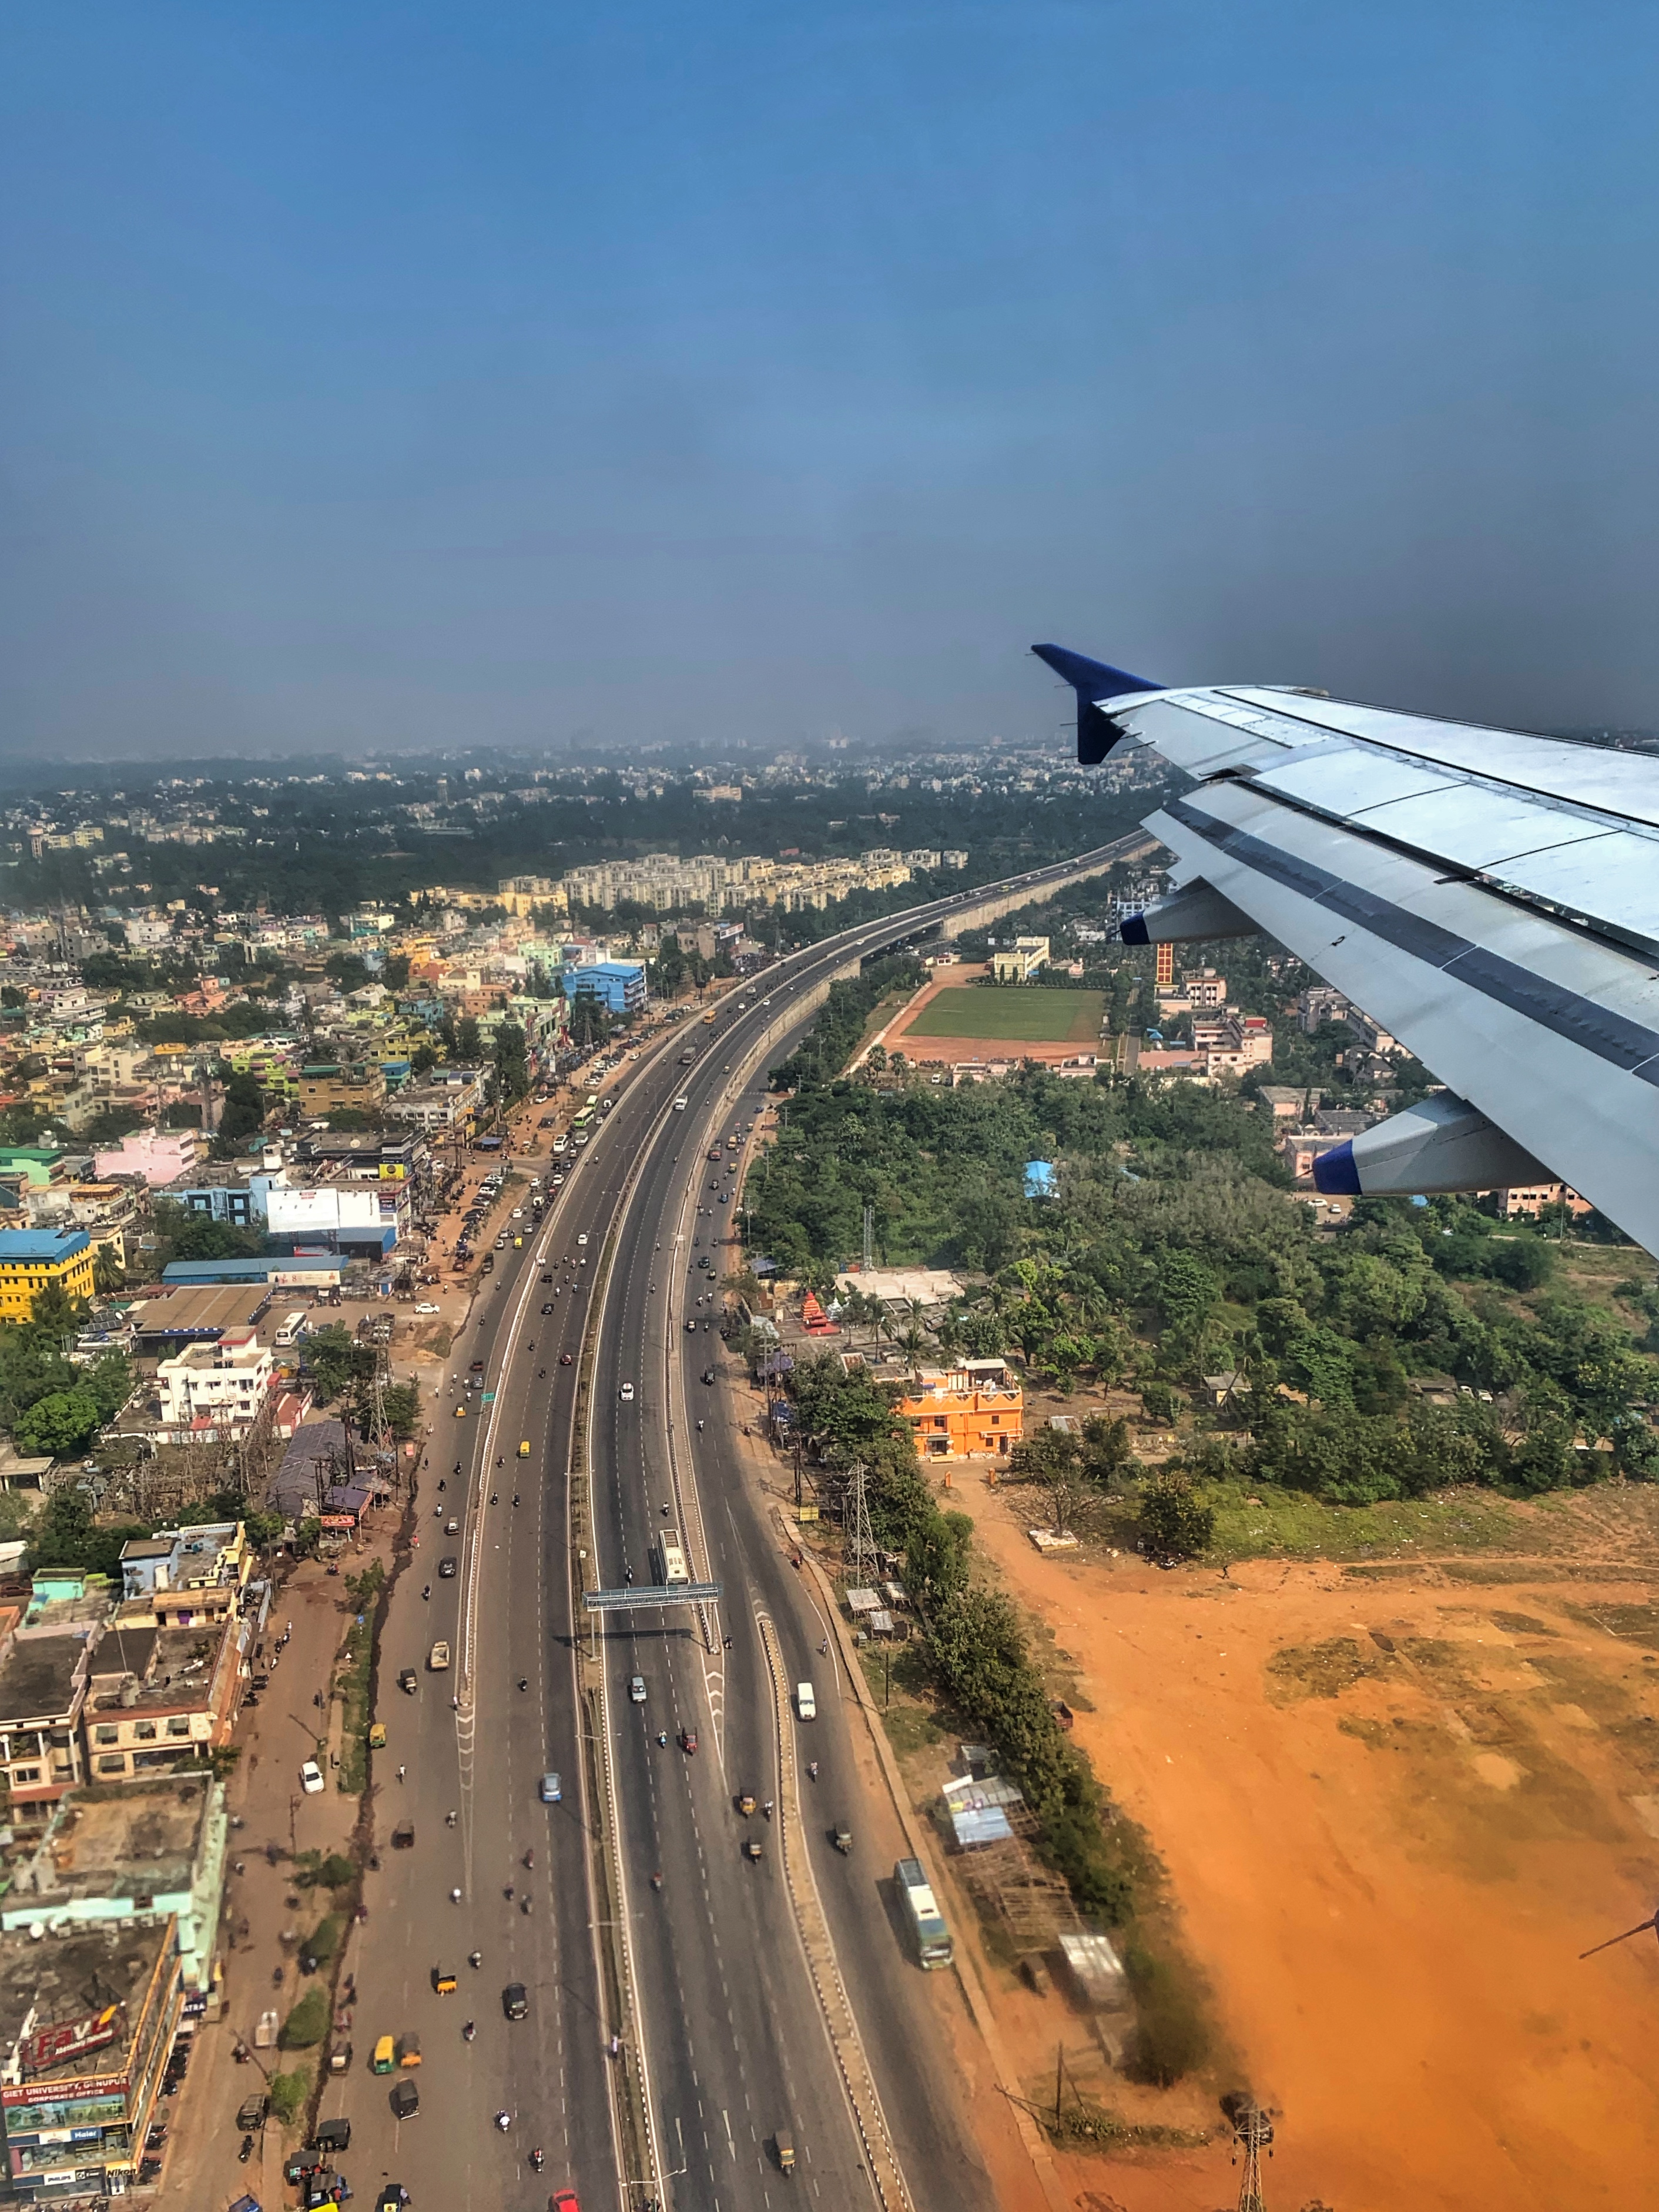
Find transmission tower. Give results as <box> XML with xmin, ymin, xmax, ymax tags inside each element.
<box><xmin>846</xmin><ymin>1460</ymin><xmax>877</xmax><ymax>1583</ymax></box>
<box><xmin>862</xmin><ymin>1203</ymin><xmax>874</xmax><ymax>1276</ymax></box>
<box><xmin>1229</xmin><ymin>2102</ymin><xmax>1273</xmax><ymax>2212</ymax></box>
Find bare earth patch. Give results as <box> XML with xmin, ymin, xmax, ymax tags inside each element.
<box><xmin>948</xmin><ymin>1464</ymin><xmax>1659</xmax><ymax>2210</ymax></box>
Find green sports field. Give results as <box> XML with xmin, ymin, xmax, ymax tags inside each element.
<box><xmin>899</xmin><ymin>986</ymin><xmax>1105</xmax><ymax>1044</ymax></box>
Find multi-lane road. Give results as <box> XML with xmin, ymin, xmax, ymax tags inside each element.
<box><xmin>326</xmin><ymin>844</ymin><xmax>1139</xmax><ymax>2211</ymax></box>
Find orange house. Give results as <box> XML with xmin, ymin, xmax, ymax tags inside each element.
<box><xmin>897</xmin><ymin>1359</ymin><xmax>1023</xmax><ymax>1460</ymax></box>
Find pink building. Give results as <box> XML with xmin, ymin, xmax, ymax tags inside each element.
<box><xmin>92</xmin><ymin>1130</ymin><xmax>202</xmax><ymax>1187</ymax></box>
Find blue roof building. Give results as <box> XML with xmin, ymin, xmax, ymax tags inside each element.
<box><xmin>562</xmin><ymin>960</ymin><xmax>647</xmax><ymax>1016</ymax></box>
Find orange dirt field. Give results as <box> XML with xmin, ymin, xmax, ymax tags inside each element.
<box><xmin>950</xmin><ymin>1469</ymin><xmax>1659</xmax><ymax>2211</ymax></box>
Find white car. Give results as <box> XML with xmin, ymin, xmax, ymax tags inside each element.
<box><xmin>414</xmin><ymin>1301</ymin><xmax>440</xmax><ymax>1315</ymax></box>
<box><xmin>577</xmin><ymin>1232</ymin><xmax>589</xmax><ymax>1247</ymax></box>
<box><xmin>300</xmin><ymin>1759</ymin><xmax>325</xmax><ymax>1795</ymax></box>
<box><xmin>512</xmin><ymin>1208</ymin><xmax>524</xmax><ymax>1218</ymax></box>
<box><xmin>629</xmin><ymin>1675</ymin><xmax>647</xmax><ymax>1704</ymax></box>
<box><xmin>619</xmin><ymin>1382</ymin><xmax>635</xmax><ymax>1403</ymax></box>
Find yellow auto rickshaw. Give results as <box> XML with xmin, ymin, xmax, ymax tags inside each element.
<box><xmin>372</xmin><ymin>2035</ymin><xmax>396</xmax><ymax>2074</ymax></box>
<box><xmin>432</xmin><ymin>1965</ymin><xmax>457</xmax><ymax>1996</ymax></box>
<box><xmin>368</xmin><ymin>1722</ymin><xmax>387</xmax><ymax>1751</ymax></box>
<box><xmin>517</xmin><ymin>1439</ymin><xmax>530</xmax><ymax>1458</ymax></box>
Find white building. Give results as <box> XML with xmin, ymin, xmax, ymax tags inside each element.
<box><xmin>156</xmin><ymin>1330</ymin><xmax>274</xmax><ymax>1432</ymax></box>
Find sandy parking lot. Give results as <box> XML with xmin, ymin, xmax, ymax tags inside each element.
<box><xmin>949</xmin><ymin>1470</ymin><xmax>1659</xmax><ymax>2211</ymax></box>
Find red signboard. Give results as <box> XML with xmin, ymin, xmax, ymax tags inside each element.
<box><xmin>18</xmin><ymin>2009</ymin><xmax>122</xmax><ymax>2079</ymax></box>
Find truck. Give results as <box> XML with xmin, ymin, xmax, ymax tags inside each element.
<box><xmin>656</xmin><ymin>1530</ymin><xmax>691</xmax><ymax>1587</ymax></box>
<box><xmin>895</xmin><ymin>1857</ymin><xmax>953</xmax><ymax>1969</ymax></box>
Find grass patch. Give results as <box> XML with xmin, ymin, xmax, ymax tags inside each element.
<box><xmin>334</xmin><ymin>1560</ymin><xmax>386</xmax><ymax>1795</ymax></box>
<box><xmin>1564</xmin><ymin>1600</ymin><xmax>1659</xmax><ymax>1650</ymax></box>
<box><xmin>1204</xmin><ymin>1480</ymin><xmax>1537</xmax><ymax>1565</ymax></box>
<box><xmin>1267</xmin><ymin>1636</ymin><xmax>1386</xmax><ymax>1702</ymax></box>
<box><xmin>269</xmin><ymin>2066</ymin><xmax>310</xmax><ymax>2125</ymax></box>
<box><xmin>901</xmin><ymin>985</ymin><xmax>1105</xmax><ymax>1044</ymax></box>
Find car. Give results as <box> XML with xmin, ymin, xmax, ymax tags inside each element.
<box><xmin>541</xmin><ymin>1271</ymin><xmax>554</xmax><ymax>1283</ymax></box>
<box><xmin>684</xmin><ymin>1318</ymin><xmax>697</xmax><ymax>1332</ymax></box>
<box><xmin>438</xmin><ymin>1554</ymin><xmax>457</xmax><ymax>1578</ymax></box>
<box><xmin>300</xmin><ymin>1759</ymin><xmax>325</xmax><ymax>1795</ymax></box>
<box><xmin>697</xmin><ymin>1256</ymin><xmax>712</xmax><ymax>1271</ymax></box>
<box><xmin>629</xmin><ymin>1675</ymin><xmax>647</xmax><ymax>1704</ymax></box>
<box><xmin>541</xmin><ymin>1301</ymin><xmax>555</xmax><ymax>1314</ymax></box>
<box><xmin>512</xmin><ymin>1207</ymin><xmax>524</xmax><ymax>1218</ymax></box>
<box><xmin>494</xmin><ymin>1235</ymin><xmax>508</xmax><ymax>1249</ymax></box>
<box><xmin>619</xmin><ymin>1380</ymin><xmax>635</xmax><ymax>1403</ymax></box>
<box><xmin>701</xmin><ymin>1368</ymin><xmax>716</xmax><ymax>1385</ymax></box>
<box><xmin>559</xmin><ymin>1350</ymin><xmax>573</xmax><ymax>1365</ymax></box>
<box><xmin>503</xmin><ymin>1982</ymin><xmax>528</xmax><ymax>2020</ymax></box>
<box><xmin>445</xmin><ymin>1517</ymin><xmax>459</xmax><ymax>1534</ymax></box>
<box><xmin>577</xmin><ymin>1232</ymin><xmax>588</xmax><ymax>1246</ymax></box>
<box><xmin>539</xmin><ymin>1771</ymin><xmax>562</xmax><ymax>1802</ymax></box>
<box><xmin>427</xmin><ymin>1641</ymin><xmax>451</xmax><ymax>1671</ymax></box>
<box><xmin>413</xmin><ymin>1302</ymin><xmax>440</xmax><ymax>1315</ymax></box>
<box><xmin>552</xmin><ymin>2193</ymin><xmax>581</xmax><ymax>2212</ymax></box>
<box><xmin>391</xmin><ymin>2077</ymin><xmax>419</xmax><ymax>2119</ymax></box>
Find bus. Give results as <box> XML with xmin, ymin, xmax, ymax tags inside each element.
<box><xmin>894</xmin><ymin>1858</ymin><xmax>953</xmax><ymax>1969</ymax></box>
<box><xmin>571</xmin><ymin>1106</ymin><xmax>596</xmax><ymax>1147</ymax></box>
<box><xmin>656</xmin><ymin>1529</ymin><xmax>691</xmax><ymax>1587</ymax></box>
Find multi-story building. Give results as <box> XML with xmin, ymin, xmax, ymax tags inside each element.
<box><xmin>0</xmin><ymin>1229</ymin><xmax>95</xmax><ymax>1321</ymax></box>
<box><xmin>297</xmin><ymin>1061</ymin><xmax>387</xmax><ymax>1117</ymax></box>
<box><xmin>0</xmin><ymin>1919</ymin><xmax>183</xmax><ymax>2201</ymax></box>
<box><xmin>562</xmin><ymin>961</ymin><xmax>648</xmax><ymax>1016</ymax></box>
<box><xmin>894</xmin><ymin>1358</ymin><xmax>1024</xmax><ymax>1461</ymax></box>
<box><xmin>82</xmin><ymin>1606</ymin><xmax>245</xmax><ymax>1779</ymax></box>
<box><xmin>0</xmin><ymin>1624</ymin><xmax>94</xmax><ymax>1824</ymax></box>
<box><xmin>155</xmin><ymin>1329</ymin><xmax>274</xmax><ymax>1434</ymax></box>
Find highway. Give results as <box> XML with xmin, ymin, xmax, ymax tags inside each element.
<box><xmin>329</xmin><ymin>839</ymin><xmax>1141</xmax><ymax>2211</ymax></box>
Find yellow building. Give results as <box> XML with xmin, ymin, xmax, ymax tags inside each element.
<box><xmin>299</xmin><ymin>1063</ymin><xmax>388</xmax><ymax>1117</ymax></box>
<box><xmin>0</xmin><ymin>1229</ymin><xmax>96</xmax><ymax>1319</ymax></box>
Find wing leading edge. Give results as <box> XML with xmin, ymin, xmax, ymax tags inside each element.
<box><xmin>1033</xmin><ymin>644</ymin><xmax>1659</xmax><ymax>1254</ymax></box>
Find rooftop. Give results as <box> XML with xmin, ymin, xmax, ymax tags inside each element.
<box><xmin>0</xmin><ymin>1633</ymin><xmax>89</xmax><ymax>1725</ymax></box>
<box><xmin>0</xmin><ymin>1918</ymin><xmax>172</xmax><ymax>2080</ymax></box>
<box><xmin>0</xmin><ymin>1228</ymin><xmax>91</xmax><ymax>1263</ymax></box>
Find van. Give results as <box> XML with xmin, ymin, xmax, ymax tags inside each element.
<box><xmin>274</xmin><ymin>1311</ymin><xmax>308</xmax><ymax>1349</ymax></box>
<box><xmin>796</xmin><ymin>1682</ymin><xmax>816</xmax><ymax>1722</ymax></box>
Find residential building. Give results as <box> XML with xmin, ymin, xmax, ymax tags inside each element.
<box><xmin>0</xmin><ymin>1229</ymin><xmax>95</xmax><ymax>1321</ymax></box>
<box><xmin>82</xmin><ymin>1607</ymin><xmax>245</xmax><ymax>1779</ymax></box>
<box><xmin>0</xmin><ymin>1919</ymin><xmax>183</xmax><ymax>2201</ymax></box>
<box><xmin>895</xmin><ymin>1359</ymin><xmax>1024</xmax><ymax>1460</ymax></box>
<box><xmin>155</xmin><ymin>1331</ymin><xmax>274</xmax><ymax>1433</ymax></box>
<box><xmin>158</xmin><ymin>1158</ymin><xmax>284</xmax><ymax>1229</ymax></box>
<box><xmin>990</xmin><ymin>937</ymin><xmax>1050</xmax><ymax>983</ymax></box>
<box><xmin>0</xmin><ymin>1626</ymin><xmax>94</xmax><ymax>1824</ymax></box>
<box><xmin>297</xmin><ymin>1061</ymin><xmax>387</xmax><ymax>1117</ymax></box>
<box><xmin>1297</xmin><ymin>984</ymin><xmax>1351</xmax><ymax>1034</ymax></box>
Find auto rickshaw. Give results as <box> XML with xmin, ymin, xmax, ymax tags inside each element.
<box><xmin>517</xmin><ymin>1439</ymin><xmax>531</xmax><ymax>1457</ymax></box>
<box><xmin>776</xmin><ymin>2129</ymin><xmax>796</xmax><ymax>2175</ymax></box>
<box><xmin>743</xmin><ymin>1838</ymin><xmax>763</xmax><ymax>1862</ymax></box>
<box><xmin>737</xmin><ymin>1791</ymin><xmax>756</xmax><ymax>1817</ymax></box>
<box><xmin>368</xmin><ymin>1722</ymin><xmax>387</xmax><ymax>1750</ymax></box>
<box><xmin>432</xmin><ymin>1965</ymin><xmax>457</xmax><ymax>1996</ymax></box>
<box><xmin>833</xmin><ymin>1823</ymin><xmax>853</xmax><ymax>1855</ymax></box>
<box><xmin>372</xmin><ymin>2035</ymin><xmax>396</xmax><ymax>2074</ymax></box>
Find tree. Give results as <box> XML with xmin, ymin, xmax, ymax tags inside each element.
<box><xmin>455</xmin><ymin>1016</ymin><xmax>482</xmax><ymax>1064</ymax></box>
<box><xmin>148</xmin><ymin>1199</ymin><xmax>264</xmax><ymax>1268</ymax></box>
<box><xmin>217</xmin><ymin>1069</ymin><xmax>267</xmax><ymax>1143</ymax></box>
<box><xmin>304</xmin><ymin>1325</ymin><xmax>376</xmax><ymax>1402</ymax></box>
<box><xmin>491</xmin><ymin>1021</ymin><xmax>531</xmax><ymax>1108</ymax></box>
<box><xmin>1138</xmin><ymin>1470</ymin><xmax>1215</xmax><ymax>1561</ymax></box>
<box><xmin>15</xmin><ymin>1390</ymin><xmax>102</xmax><ymax>1458</ymax></box>
<box><xmin>1010</xmin><ymin>1426</ymin><xmax>1090</xmax><ymax>1536</ymax></box>
<box><xmin>92</xmin><ymin>1245</ymin><xmax>126</xmax><ymax>1296</ymax></box>
<box><xmin>380</xmin><ymin>1382</ymin><xmax>421</xmax><ymax>1440</ymax></box>
<box><xmin>280</xmin><ymin>1987</ymin><xmax>329</xmax><ymax>2048</ymax></box>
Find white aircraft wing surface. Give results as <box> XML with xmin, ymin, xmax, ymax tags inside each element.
<box><xmin>1032</xmin><ymin>644</ymin><xmax>1659</xmax><ymax>1254</ymax></box>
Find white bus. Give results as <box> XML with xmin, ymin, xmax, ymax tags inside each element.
<box><xmin>552</xmin><ymin>1134</ymin><xmax>569</xmax><ymax>1155</ymax></box>
<box><xmin>895</xmin><ymin>1858</ymin><xmax>953</xmax><ymax>1969</ymax></box>
<box><xmin>274</xmin><ymin>1310</ymin><xmax>309</xmax><ymax>1349</ymax></box>
<box><xmin>656</xmin><ymin>1530</ymin><xmax>691</xmax><ymax>1587</ymax></box>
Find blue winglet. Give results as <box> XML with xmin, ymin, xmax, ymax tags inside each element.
<box><xmin>1031</xmin><ymin>643</ymin><xmax>1163</xmax><ymax>765</ymax></box>
<box><xmin>1312</xmin><ymin>1141</ymin><xmax>1362</xmax><ymax>1198</ymax></box>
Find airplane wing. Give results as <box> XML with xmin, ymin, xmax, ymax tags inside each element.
<box><xmin>1031</xmin><ymin>644</ymin><xmax>1659</xmax><ymax>1254</ymax></box>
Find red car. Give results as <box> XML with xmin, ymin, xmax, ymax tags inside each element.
<box><xmin>679</xmin><ymin>1728</ymin><xmax>698</xmax><ymax>1755</ymax></box>
<box><xmin>552</xmin><ymin>2193</ymin><xmax>581</xmax><ymax>2212</ymax></box>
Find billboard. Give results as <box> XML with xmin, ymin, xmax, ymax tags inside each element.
<box><xmin>15</xmin><ymin>2007</ymin><xmax>122</xmax><ymax>2080</ymax></box>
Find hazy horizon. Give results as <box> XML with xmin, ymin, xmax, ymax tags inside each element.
<box><xmin>6</xmin><ymin>4</ymin><xmax>1659</xmax><ymax>765</ymax></box>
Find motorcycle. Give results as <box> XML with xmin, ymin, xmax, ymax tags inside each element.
<box><xmin>494</xmin><ymin>2110</ymin><xmax>512</xmax><ymax>2132</ymax></box>
<box><xmin>463</xmin><ymin>2020</ymin><xmax>476</xmax><ymax>2043</ymax></box>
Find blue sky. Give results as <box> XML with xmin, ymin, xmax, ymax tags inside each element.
<box><xmin>4</xmin><ymin>2</ymin><xmax>1658</xmax><ymax>759</ymax></box>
